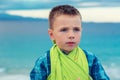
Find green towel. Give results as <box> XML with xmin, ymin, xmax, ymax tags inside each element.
<box><xmin>47</xmin><ymin>44</ymin><xmax>92</xmax><ymax>80</ymax></box>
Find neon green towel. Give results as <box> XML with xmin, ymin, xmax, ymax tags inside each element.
<box><xmin>47</xmin><ymin>44</ymin><xmax>92</xmax><ymax>80</ymax></box>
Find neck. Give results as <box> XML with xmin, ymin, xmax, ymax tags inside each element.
<box><xmin>61</xmin><ymin>49</ymin><xmax>71</xmax><ymax>55</ymax></box>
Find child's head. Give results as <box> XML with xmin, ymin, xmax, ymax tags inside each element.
<box><xmin>49</xmin><ymin>5</ymin><xmax>82</xmax><ymax>29</ymax></box>
<box><xmin>48</xmin><ymin>5</ymin><xmax>82</xmax><ymax>53</ymax></box>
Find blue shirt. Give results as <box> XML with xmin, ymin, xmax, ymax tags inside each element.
<box><xmin>30</xmin><ymin>50</ymin><xmax>110</xmax><ymax>80</ymax></box>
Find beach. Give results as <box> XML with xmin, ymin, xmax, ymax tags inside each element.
<box><xmin>0</xmin><ymin>20</ymin><xmax>120</xmax><ymax>80</ymax></box>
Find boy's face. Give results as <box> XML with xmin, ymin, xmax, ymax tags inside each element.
<box><xmin>48</xmin><ymin>15</ymin><xmax>82</xmax><ymax>53</ymax></box>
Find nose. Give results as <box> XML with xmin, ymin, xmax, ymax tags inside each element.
<box><xmin>68</xmin><ymin>31</ymin><xmax>75</xmax><ymax>39</ymax></box>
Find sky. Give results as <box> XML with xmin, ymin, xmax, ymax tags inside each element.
<box><xmin>0</xmin><ymin>0</ymin><xmax>120</xmax><ymax>22</ymax></box>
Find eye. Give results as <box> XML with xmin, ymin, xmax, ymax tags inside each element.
<box><xmin>73</xmin><ymin>27</ymin><xmax>80</xmax><ymax>32</ymax></box>
<box><xmin>60</xmin><ymin>28</ymin><xmax>68</xmax><ymax>32</ymax></box>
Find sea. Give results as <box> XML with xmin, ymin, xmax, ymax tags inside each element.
<box><xmin>0</xmin><ymin>20</ymin><xmax>120</xmax><ymax>80</ymax></box>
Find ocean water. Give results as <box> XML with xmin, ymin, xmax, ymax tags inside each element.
<box><xmin>0</xmin><ymin>20</ymin><xmax>120</xmax><ymax>80</ymax></box>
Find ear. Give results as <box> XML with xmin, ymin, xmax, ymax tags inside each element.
<box><xmin>48</xmin><ymin>29</ymin><xmax>55</xmax><ymax>40</ymax></box>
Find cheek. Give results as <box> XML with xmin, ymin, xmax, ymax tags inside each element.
<box><xmin>76</xmin><ymin>33</ymin><xmax>81</xmax><ymax>41</ymax></box>
<box><xmin>54</xmin><ymin>32</ymin><xmax>64</xmax><ymax>39</ymax></box>
<box><xmin>54</xmin><ymin>34</ymin><xmax>65</xmax><ymax>44</ymax></box>
<box><xmin>53</xmin><ymin>34</ymin><xmax>62</xmax><ymax>43</ymax></box>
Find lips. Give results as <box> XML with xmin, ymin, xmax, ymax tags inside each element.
<box><xmin>66</xmin><ymin>42</ymin><xmax>75</xmax><ymax>46</ymax></box>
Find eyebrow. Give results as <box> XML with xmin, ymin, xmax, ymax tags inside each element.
<box><xmin>59</xmin><ymin>26</ymin><xmax>81</xmax><ymax>31</ymax></box>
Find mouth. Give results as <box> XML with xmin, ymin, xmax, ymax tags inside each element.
<box><xmin>66</xmin><ymin>42</ymin><xmax>75</xmax><ymax>46</ymax></box>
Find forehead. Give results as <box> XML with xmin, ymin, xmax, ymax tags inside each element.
<box><xmin>54</xmin><ymin>14</ymin><xmax>81</xmax><ymax>21</ymax></box>
<box><xmin>53</xmin><ymin>15</ymin><xmax>81</xmax><ymax>28</ymax></box>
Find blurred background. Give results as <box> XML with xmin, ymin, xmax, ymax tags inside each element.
<box><xmin>0</xmin><ymin>0</ymin><xmax>120</xmax><ymax>80</ymax></box>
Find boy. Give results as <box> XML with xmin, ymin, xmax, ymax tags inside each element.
<box><xmin>30</xmin><ymin>5</ymin><xmax>110</xmax><ymax>80</ymax></box>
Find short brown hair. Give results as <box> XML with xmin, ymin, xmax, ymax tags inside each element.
<box><xmin>49</xmin><ymin>5</ymin><xmax>82</xmax><ymax>29</ymax></box>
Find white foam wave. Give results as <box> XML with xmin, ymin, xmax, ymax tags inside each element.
<box><xmin>104</xmin><ymin>63</ymin><xmax>120</xmax><ymax>80</ymax></box>
<box><xmin>0</xmin><ymin>74</ymin><xmax>29</xmax><ymax>80</ymax></box>
<box><xmin>0</xmin><ymin>68</ymin><xmax>6</xmax><ymax>73</ymax></box>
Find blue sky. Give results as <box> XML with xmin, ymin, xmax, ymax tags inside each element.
<box><xmin>0</xmin><ymin>0</ymin><xmax>120</xmax><ymax>22</ymax></box>
<box><xmin>0</xmin><ymin>0</ymin><xmax>120</xmax><ymax>10</ymax></box>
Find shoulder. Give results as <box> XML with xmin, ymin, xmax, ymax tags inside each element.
<box><xmin>83</xmin><ymin>50</ymin><xmax>96</xmax><ymax>65</ymax></box>
<box><xmin>83</xmin><ymin>50</ymin><xmax>99</xmax><ymax>73</ymax></box>
<box><xmin>30</xmin><ymin>51</ymin><xmax>50</xmax><ymax>80</ymax></box>
<box><xmin>83</xmin><ymin>50</ymin><xmax>103</xmax><ymax>68</ymax></box>
<box><xmin>83</xmin><ymin>50</ymin><xmax>110</xmax><ymax>80</ymax></box>
<box><xmin>83</xmin><ymin>49</ymin><xmax>101</xmax><ymax>69</ymax></box>
<box><xmin>35</xmin><ymin>50</ymin><xmax>50</xmax><ymax>68</ymax></box>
